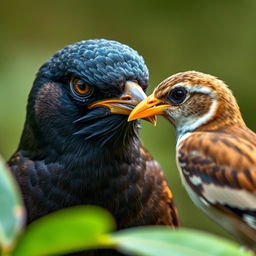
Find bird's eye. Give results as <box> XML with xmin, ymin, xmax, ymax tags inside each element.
<box><xmin>167</xmin><ymin>87</ymin><xmax>187</xmax><ymax>104</ymax></box>
<box><xmin>70</xmin><ymin>78</ymin><xmax>93</xmax><ymax>100</ymax></box>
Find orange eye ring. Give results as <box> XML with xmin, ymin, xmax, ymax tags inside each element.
<box><xmin>70</xmin><ymin>78</ymin><xmax>93</xmax><ymax>98</ymax></box>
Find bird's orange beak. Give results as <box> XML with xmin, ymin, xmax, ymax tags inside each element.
<box><xmin>128</xmin><ymin>94</ymin><xmax>171</xmax><ymax>124</ymax></box>
<box><xmin>89</xmin><ymin>81</ymin><xmax>156</xmax><ymax>125</ymax></box>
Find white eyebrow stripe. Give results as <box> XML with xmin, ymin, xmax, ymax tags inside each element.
<box><xmin>171</xmin><ymin>83</ymin><xmax>216</xmax><ymax>97</ymax></box>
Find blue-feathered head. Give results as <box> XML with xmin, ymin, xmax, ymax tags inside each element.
<box><xmin>38</xmin><ymin>39</ymin><xmax>149</xmax><ymax>88</ymax></box>
<box><xmin>22</xmin><ymin>39</ymin><xmax>151</xmax><ymax>153</ymax></box>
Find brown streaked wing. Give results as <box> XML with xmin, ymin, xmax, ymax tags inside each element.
<box><xmin>178</xmin><ymin>126</ymin><xmax>256</xmax><ymax>192</ymax></box>
<box><xmin>177</xmin><ymin>127</ymin><xmax>256</xmax><ymax>230</ymax></box>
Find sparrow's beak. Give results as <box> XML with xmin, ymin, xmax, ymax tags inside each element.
<box><xmin>128</xmin><ymin>94</ymin><xmax>171</xmax><ymax>124</ymax></box>
<box><xmin>89</xmin><ymin>81</ymin><xmax>156</xmax><ymax>125</ymax></box>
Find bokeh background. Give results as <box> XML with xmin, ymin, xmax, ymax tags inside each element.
<box><xmin>1</xmin><ymin>0</ymin><xmax>256</xmax><ymax>242</ymax></box>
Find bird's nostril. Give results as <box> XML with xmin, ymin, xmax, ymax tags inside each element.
<box><xmin>120</xmin><ymin>95</ymin><xmax>132</xmax><ymax>101</ymax></box>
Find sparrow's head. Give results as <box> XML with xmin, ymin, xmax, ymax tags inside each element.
<box><xmin>21</xmin><ymin>39</ymin><xmax>154</xmax><ymax>155</ymax></box>
<box><xmin>129</xmin><ymin>71</ymin><xmax>244</xmax><ymax>137</ymax></box>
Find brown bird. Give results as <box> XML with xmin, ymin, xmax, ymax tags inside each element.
<box><xmin>8</xmin><ymin>39</ymin><xmax>179</xmax><ymax>256</ymax></box>
<box><xmin>129</xmin><ymin>71</ymin><xmax>256</xmax><ymax>251</ymax></box>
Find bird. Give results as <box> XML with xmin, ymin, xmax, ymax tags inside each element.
<box><xmin>128</xmin><ymin>71</ymin><xmax>256</xmax><ymax>251</ymax></box>
<box><xmin>7</xmin><ymin>39</ymin><xmax>179</xmax><ymax>256</ymax></box>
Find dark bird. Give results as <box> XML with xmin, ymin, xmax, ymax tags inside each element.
<box><xmin>129</xmin><ymin>71</ymin><xmax>256</xmax><ymax>252</ymax></box>
<box><xmin>8</xmin><ymin>39</ymin><xmax>179</xmax><ymax>256</ymax></box>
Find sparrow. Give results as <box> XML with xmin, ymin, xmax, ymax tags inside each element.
<box><xmin>8</xmin><ymin>39</ymin><xmax>179</xmax><ymax>256</ymax></box>
<box><xmin>128</xmin><ymin>71</ymin><xmax>256</xmax><ymax>251</ymax></box>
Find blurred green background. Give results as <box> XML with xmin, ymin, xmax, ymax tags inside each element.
<box><xmin>1</xmin><ymin>0</ymin><xmax>256</xmax><ymax>243</ymax></box>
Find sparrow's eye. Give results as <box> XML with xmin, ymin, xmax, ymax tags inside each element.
<box><xmin>168</xmin><ymin>87</ymin><xmax>187</xmax><ymax>104</ymax></box>
<box><xmin>70</xmin><ymin>78</ymin><xmax>93</xmax><ymax>99</ymax></box>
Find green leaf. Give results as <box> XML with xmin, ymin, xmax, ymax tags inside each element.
<box><xmin>0</xmin><ymin>156</ymin><xmax>25</xmax><ymax>253</ymax></box>
<box><xmin>13</xmin><ymin>206</ymin><xmax>116</xmax><ymax>256</ymax></box>
<box><xmin>111</xmin><ymin>227</ymin><xmax>253</xmax><ymax>256</ymax></box>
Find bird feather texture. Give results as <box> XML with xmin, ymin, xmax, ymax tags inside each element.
<box><xmin>8</xmin><ymin>39</ymin><xmax>179</xmax><ymax>256</ymax></box>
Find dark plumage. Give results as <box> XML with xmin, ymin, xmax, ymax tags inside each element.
<box><xmin>8</xmin><ymin>39</ymin><xmax>179</xmax><ymax>256</ymax></box>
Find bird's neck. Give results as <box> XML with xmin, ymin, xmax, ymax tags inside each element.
<box><xmin>195</xmin><ymin>103</ymin><xmax>246</xmax><ymax>133</ymax></box>
<box><xmin>175</xmin><ymin>95</ymin><xmax>246</xmax><ymax>138</ymax></box>
<box><xmin>18</xmin><ymin>121</ymin><xmax>141</xmax><ymax>174</ymax></box>
<box><xmin>200</xmin><ymin>90</ymin><xmax>246</xmax><ymax>130</ymax></box>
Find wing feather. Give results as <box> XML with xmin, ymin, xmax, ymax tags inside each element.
<box><xmin>177</xmin><ymin>129</ymin><xmax>256</xmax><ymax>231</ymax></box>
